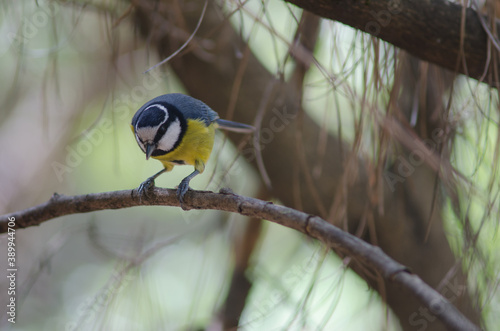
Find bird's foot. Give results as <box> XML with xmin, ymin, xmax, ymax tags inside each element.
<box><xmin>176</xmin><ymin>178</ymin><xmax>191</xmax><ymax>208</ymax></box>
<box><xmin>137</xmin><ymin>177</ymin><xmax>156</xmax><ymax>201</ymax></box>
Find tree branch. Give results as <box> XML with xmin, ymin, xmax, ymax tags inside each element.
<box><xmin>284</xmin><ymin>0</ymin><xmax>498</xmax><ymax>86</ymax></box>
<box><xmin>0</xmin><ymin>189</ymin><xmax>480</xmax><ymax>331</ymax></box>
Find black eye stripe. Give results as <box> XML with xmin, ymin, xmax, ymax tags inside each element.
<box><xmin>153</xmin><ymin>114</ymin><xmax>185</xmax><ymax>144</ymax></box>
<box><xmin>154</xmin><ymin>120</ymin><xmax>170</xmax><ymax>142</ymax></box>
<box><xmin>151</xmin><ymin>102</ymin><xmax>187</xmax><ymax>154</ymax></box>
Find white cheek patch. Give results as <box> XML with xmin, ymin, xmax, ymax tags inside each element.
<box><xmin>136</xmin><ymin>126</ymin><xmax>159</xmax><ymax>143</ymax></box>
<box><xmin>157</xmin><ymin>118</ymin><xmax>182</xmax><ymax>152</ymax></box>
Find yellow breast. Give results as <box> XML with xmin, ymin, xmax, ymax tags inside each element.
<box><xmin>152</xmin><ymin>119</ymin><xmax>215</xmax><ymax>173</ymax></box>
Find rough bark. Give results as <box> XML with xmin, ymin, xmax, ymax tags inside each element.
<box><xmin>285</xmin><ymin>0</ymin><xmax>498</xmax><ymax>86</ymax></box>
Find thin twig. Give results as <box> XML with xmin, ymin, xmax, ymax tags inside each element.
<box><xmin>143</xmin><ymin>0</ymin><xmax>208</xmax><ymax>73</ymax></box>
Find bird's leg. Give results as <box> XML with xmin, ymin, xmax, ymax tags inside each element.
<box><xmin>138</xmin><ymin>168</ymin><xmax>167</xmax><ymax>197</ymax></box>
<box><xmin>177</xmin><ymin>169</ymin><xmax>200</xmax><ymax>204</ymax></box>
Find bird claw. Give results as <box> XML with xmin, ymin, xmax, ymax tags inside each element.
<box><xmin>138</xmin><ymin>177</ymin><xmax>155</xmax><ymax>200</ymax></box>
<box><xmin>176</xmin><ymin>178</ymin><xmax>190</xmax><ymax>206</ymax></box>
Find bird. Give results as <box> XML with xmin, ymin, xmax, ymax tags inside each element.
<box><xmin>131</xmin><ymin>93</ymin><xmax>254</xmax><ymax>203</ymax></box>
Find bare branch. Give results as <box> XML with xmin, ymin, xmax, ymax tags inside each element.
<box><xmin>0</xmin><ymin>189</ymin><xmax>481</xmax><ymax>331</ymax></box>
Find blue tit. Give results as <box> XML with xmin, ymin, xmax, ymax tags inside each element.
<box><xmin>131</xmin><ymin>93</ymin><xmax>254</xmax><ymax>202</ymax></box>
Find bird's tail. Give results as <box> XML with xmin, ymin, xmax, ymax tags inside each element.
<box><xmin>216</xmin><ymin>119</ymin><xmax>255</xmax><ymax>133</ymax></box>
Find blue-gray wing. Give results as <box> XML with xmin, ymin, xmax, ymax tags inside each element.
<box><xmin>143</xmin><ymin>93</ymin><xmax>219</xmax><ymax>126</ymax></box>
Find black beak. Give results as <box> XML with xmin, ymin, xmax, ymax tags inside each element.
<box><xmin>145</xmin><ymin>143</ymin><xmax>155</xmax><ymax>160</ymax></box>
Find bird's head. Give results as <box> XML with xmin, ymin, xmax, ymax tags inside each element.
<box><xmin>131</xmin><ymin>102</ymin><xmax>186</xmax><ymax>159</ymax></box>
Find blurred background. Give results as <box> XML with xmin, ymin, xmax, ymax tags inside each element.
<box><xmin>0</xmin><ymin>0</ymin><xmax>499</xmax><ymax>330</ymax></box>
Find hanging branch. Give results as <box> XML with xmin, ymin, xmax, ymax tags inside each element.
<box><xmin>285</xmin><ymin>0</ymin><xmax>498</xmax><ymax>86</ymax></box>
<box><xmin>0</xmin><ymin>188</ymin><xmax>480</xmax><ymax>331</ymax></box>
